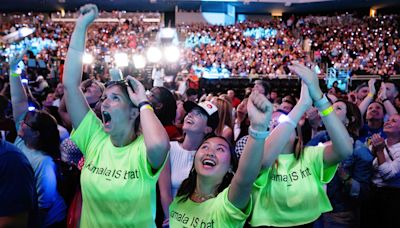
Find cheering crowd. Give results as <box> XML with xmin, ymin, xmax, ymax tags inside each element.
<box><xmin>1</xmin><ymin>3</ymin><xmax>400</xmax><ymax>228</ymax></box>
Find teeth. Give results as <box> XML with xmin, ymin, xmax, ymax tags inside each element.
<box><xmin>202</xmin><ymin>159</ymin><xmax>216</xmax><ymax>166</ymax></box>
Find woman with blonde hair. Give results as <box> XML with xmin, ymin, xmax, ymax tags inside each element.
<box><xmin>211</xmin><ymin>97</ymin><xmax>234</xmax><ymax>142</ymax></box>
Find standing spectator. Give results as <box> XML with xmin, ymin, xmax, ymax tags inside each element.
<box><xmin>0</xmin><ymin>139</ymin><xmax>38</xmax><ymax>228</ymax></box>
<box><xmin>63</xmin><ymin>4</ymin><xmax>170</xmax><ymax>227</ymax></box>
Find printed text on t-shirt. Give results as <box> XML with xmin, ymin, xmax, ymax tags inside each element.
<box><xmin>84</xmin><ymin>162</ymin><xmax>140</xmax><ymax>180</ymax></box>
<box><xmin>269</xmin><ymin>167</ymin><xmax>312</xmax><ymax>187</ymax></box>
<box><xmin>171</xmin><ymin>210</ymin><xmax>215</xmax><ymax>227</ymax></box>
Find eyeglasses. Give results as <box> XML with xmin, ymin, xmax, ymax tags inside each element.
<box><xmin>21</xmin><ymin>119</ymin><xmax>36</xmax><ymax>130</ymax></box>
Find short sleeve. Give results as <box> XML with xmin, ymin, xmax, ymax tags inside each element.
<box><xmin>303</xmin><ymin>146</ymin><xmax>338</xmax><ymax>184</ymax></box>
<box><xmin>70</xmin><ymin>110</ymin><xmax>105</xmax><ymax>157</ymax></box>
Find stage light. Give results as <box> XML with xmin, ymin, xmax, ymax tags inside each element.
<box><xmin>82</xmin><ymin>53</ymin><xmax>93</xmax><ymax>64</ymax></box>
<box><xmin>132</xmin><ymin>54</ymin><xmax>146</xmax><ymax>69</ymax></box>
<box><xmin>164</xmin><ymin>46</ymin><xmax>180</xmax><ymax>63</ymax></box>
<box><xmin>146</xmin><ymin>47</ymin><xmax>162</xmax><ymax>63</ymax></box>
<box><xmin>114</xmin><ymin>52</ymin><xmax>129</xmax><ymax>67</ymax></box>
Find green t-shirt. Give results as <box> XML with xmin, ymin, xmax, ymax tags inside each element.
<box><xmin>71</xmin><ymin>111</ymin><xmax>164</xmax><ymax>228</ymax></box>
<box><xmin>169</xmin><ymin>188</ymin><xmax>251</xmax><ymax>228</ymax></box>
<box><xmin>250</xmin><ymin>146</ymin><xmax>338</xmax><ymax>227</ymax></box>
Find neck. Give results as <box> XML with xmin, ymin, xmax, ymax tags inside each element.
<box><xmin>192</xmin><ymin>176</ymin><xmax>219</xmax><ymax>202</ymax></box>
<box><xmin>386</xmin><ymin>135</ymin><xmax>400</xmax><ymax>147</ymax></box>
<box><xmin>367</xmin><ymin>119</ymin><xmax>383</xmax><ymax>130</ymax></box>
<box><xmin>182</xmin><ymin>132</ymin><xmax>205</xmax><ymax>151</ymax></box>
<box><xmin>110</xmin><ymin>130</ymin><xmax>137</xmax><ymax>147</ymax></box>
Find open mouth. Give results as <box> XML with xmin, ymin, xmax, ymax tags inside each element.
<box><xmin>202</xmin><ymin>159</ymin><xmax>216</xmax><ymax>167</ymax></box>
<box><xmin>102</xmin><ymin>111</ymin><xmax>112</xmax><ymax>124</ymax></box>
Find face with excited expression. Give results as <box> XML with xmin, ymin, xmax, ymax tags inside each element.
<box><xmin>100</xmin><ymin>85</ymin><xmax>138</xmax><ymax>135</ymax></box>
<box><xmin>194</xmin><ymin>137</ymin><xmax>232</xmax><ymax>182</ymax></box>
<box><xmin>182</xmin><ymin>108</ymin><xmax>211</xmax><ymax>135</ymax></box>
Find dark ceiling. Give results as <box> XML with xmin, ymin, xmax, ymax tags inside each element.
<box><xmin>0</xmin><ymin>0</ymin><xmax>399</xmax><ymax>14</ymax></box>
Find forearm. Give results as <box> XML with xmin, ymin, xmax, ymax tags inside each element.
<box><xmin>263</xmin><ymin>104</ymin><xmax>307</xmax><ymax>167</ymax></box>
<box><xmin>63</xmin><ymin>25</ymin><xmax>86</xmax><ymax>90</ymax></box>
<box><xmin>320</xmin><ymin>102</ymin><xmax>353</xmax><ymax>163</ymax></box>
<box><xmin>140</xmin><ymin>109</ymin><xmax>170</xmax><ymax>169</ymax></box>
<box><xmin>383</xmin><ymin>100</ymin><xmax>398</xmax><ymax>116</ymax></box>
<box><xmin>376</xmin><ymin>150</ymin><xmax>386</xmax><ymax>165</ymax></box>
<box><xmin>10</xmin><ymin>75</ymin><xmax>28</xmax><ymax>120</ymax></box>
<box><xmin>358</xmin><ymin>95</ymin><xmax>373</xmax><ymax>116</ymax></box>
<box><xmin>229</xmin><ymin>135</ymin><xmax>266</xmax><ymax>209</ymax></box>
<box><xmin>158</xmin><ymin>163</ymin><xmax>172</xmax><ymax>219</ymax></box>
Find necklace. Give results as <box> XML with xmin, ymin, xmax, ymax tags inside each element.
<box><xmin>193</xmin><ymin>189</ymin><xmax>215</xmax><ymax>202</ymax></box>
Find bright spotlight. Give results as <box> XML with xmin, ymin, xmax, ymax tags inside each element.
<box><xmin>164</xmin><ymin>46</ymin><xmax>180</xmax><ymax>63</ymax></box>
<box><xmin>114</xmin><ymin>52</ymin><xmax>129</xmax><ymax>67</ymax></box>
<box><xmin>132</xmin><ymin>54</ymin><xmax>146</xmax><ymax>69</ymax></box>
<box><xmin>146</xmin><ymin>47</ymin><xmax>162</xmax><ymax>63</ymax></box>
<box><xmin>82</xmin><ymin>53</ymin><xmax>93</xmax><ymax>64</ymax></box>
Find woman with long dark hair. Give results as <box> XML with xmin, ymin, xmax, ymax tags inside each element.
<box><xmin>169</xmin><ymin>91</ymin><xmax>273</xmax><ymax>227</ymax></box>
<box><xmin>9</xmin><ymin>52</ymin><xmax>66</xmax><ymax>227</ymax></box>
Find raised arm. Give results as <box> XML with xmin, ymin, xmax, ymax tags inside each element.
<box><xmin>262</xmin><ymin>82</ymin><xmax>312</xmax><ymax>167</ymax></box>
<box><xmin>378</xmin><ymin>82</ymin><xmax>398</xmax><ymax>116</ymax></box>
<box><xmin>63</xmin><ymin>4</ymin><xmax>98</xmax><ymax>129</ymax></box>
<box><xmin>229</xmin><ymin>91</ymin><xmax>272</xmax><ymax>209</ymax></box>
<box><xmin>9</xmin><ymin>50</ymin><xmax>29</xmax><ymax>122</ymax></box>
<box><xmin>358</xmin><ymin>79</ymin><xmax>376</xmax><ymax>116</ymax></box>
<box><xmin>125</xmin><ymin>76</ymin><xmax>170</xmax><ymax>169</ymax></box>
<box><xmin>289</xmin><ymin>62</ymin><xmax>353</xmax><ymax>166</ymax></box>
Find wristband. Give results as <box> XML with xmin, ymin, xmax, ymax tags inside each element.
<box><xmin>382</xmin><ymin>98</ymin><xmax>390</xmax><ymax>103</ymax></box>
<box><xmin>11</xmin><ymin>72</ymin><xmax>20</xmax><ymax>77</ymax></box>
<box><xmin>367</xmin><ymin>93</ymin><xmax>374</xmax><ymax>98</ymax></box>
<box><xmin>320</xmin><ymin>106</ymin><xmax>334</xmax><ymax>117</ymax></box>
<box><xmin>248</xmin><ymin>126</ymin><xmax>269</xmax><ymax>140</ymax></box>
<box><xmin>138</xmin><ymin>101</ymin><xmax>153</xmax><ymax>112</ymax></box>
<box><xmin>278</xmin><ymin>114</ymin><xmax>297</xmax><ymax>128</ymax></box>
<box><xmin>314</xmin><ymin>94</ymin><xmax>330</xmax><ymax>109</ymax></box>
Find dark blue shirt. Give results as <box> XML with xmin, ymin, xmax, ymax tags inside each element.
<box><xmin>307</xmin><ymin>131</ymin><xmax>374</xmax><ymax>212</ymax></box>
<box><xmin>0</xmin><ymin>139</ymin><xmax>38</xmax><ymax>227</ymax></box>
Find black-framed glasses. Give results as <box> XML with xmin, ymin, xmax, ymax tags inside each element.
<box><xmin>21</xmin><ymin>119</ymin><xmax>36</xmax><ymax>130</ymax></box>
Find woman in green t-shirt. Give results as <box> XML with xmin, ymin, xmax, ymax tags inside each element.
<box><xmin>63</xmin><ymin>4</ymin><xmax>170</xmax><ymax>227</ymax></box>
<box><xmin>169</xmin><ymin>91</ymin><xmax>273</xmax><ymax>228</ymax></box>
<box><xmin>249</xmin><ymin>63</ymin><xmax>354</xmax><ymax>227</ymax></box>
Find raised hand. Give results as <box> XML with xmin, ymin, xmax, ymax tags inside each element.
<box><xmin>247</xmin><ymin>91</ymin><xmax>273</xmax><ymax>132</ymax></box>
<box><xmin>378</xmin><ymin>82</ymin><xmax>387</xmax><ymax>101</ymax></box>
<box><xmin>298</xmin><ymin>82</ymin><xmax>312</xmax><ymax>109</ymax></box>
<box><xmin>126</xmin><ymin>76</ymin><xmax>148</xmax><ymax>106</ymax></box>
<box><xmin>368</xmin><ymin>78</ymin><xmax>376</xmax><ymax>96</ymax></box>
<box><xmin>288</xmin><ymin>62</ymin><xmax>323</xmax><ymax>102</ymax></box>
<box><xmin>76</xmin><ymin>4</ymin><xmax>99</xmax><ymax>29</ymax></box>
<box><xmin>9</xmin><ymin>48</ymin><xmax>27</xmax><ymax>73</ymax></box>
<box><xmin>371</xmin><ymin>133</ymin><xmax>385</xmax><ymax>154</ymax></box>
